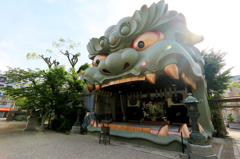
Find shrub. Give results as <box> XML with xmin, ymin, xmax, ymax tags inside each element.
<box><xmin>20</xmin><ymin>116</ymin><xmax>27</xmax><ymax>120</ymax></box>
<box><xmin>51</xmin><ymin>118</ymin><xmax>64</xmax><ymax>131</ymax></box>
<box><xmin>60</xmin><ymin>119</ymin><xmax>72</xmax><ymax>131</ymax></box>
<box><xmin>227</xmin><ymin>114</ymin><xmax>234</xmax><ymax>122</ymax></box>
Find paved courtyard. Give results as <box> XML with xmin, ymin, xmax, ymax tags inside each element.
<box><xmin>0</xmin><ymin>121</ymin><xmax>237</xmax><ymax>159</ymax></box>
<box><xmin>228</xmin><ymin>129</ymin><xmax>240</xmax><ymax>159</ymax></box>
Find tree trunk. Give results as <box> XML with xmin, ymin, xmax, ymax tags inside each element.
<box><xmin>39</xmin><ymin>109</ymin><xmax>45</xmax><ymax>132</ymax></box>
<box><xmin>47</xmin><ymin>113</ymin><xmax>52</xmax><ymax>129</ymax></box>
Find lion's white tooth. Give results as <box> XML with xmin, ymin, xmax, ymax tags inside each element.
<box><xmin>87</xmin><ymin>84</ymin><xmax>94</xmax><ymax>92</ymax></box>
<box><xmin>95</xmin><ymin>85</ymin><xmax>100</xmax><ymax>92</ymax></box>
<box><xmin>163</xmin><ymin>64</ymin><xmax>179</xmax><ymax>79</ymax></box>
<box><xmin>146</xmin><ymin>73</ymin><xmax>157</xmax><ymax>84</ymax></box>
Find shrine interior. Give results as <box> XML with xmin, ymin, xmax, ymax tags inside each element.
<box><xmin>93</xmin><ymin>75</ymin><xmax>192</xmax><ymax>127</ymax></box>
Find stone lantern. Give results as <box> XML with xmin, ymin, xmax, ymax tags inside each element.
<box><xmin>180</xmin><ymin>93</ymin><xmax>217</xmax><ymax>159</ymax></box>
<box><xmin>183</xmin><ymin>93</ymin><xmax>208</xmax><ymax>145</ymax></box>
<box><xmin>70</xmin><ymin>103</ymin><xmax>83</xmax><ymax>134</ymax></box>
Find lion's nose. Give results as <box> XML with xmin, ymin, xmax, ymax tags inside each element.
<box><xmin>98</xmin><ymin>49</ymin><xmax>140</xmax><ymax>75</ymax></box>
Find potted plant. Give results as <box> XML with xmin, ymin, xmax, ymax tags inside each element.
<box><xmin>227</xmin><ymin>114</ymin><xmax>234</xmax><ymax>123</ymax></box>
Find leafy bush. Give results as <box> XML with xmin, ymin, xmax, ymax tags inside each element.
<box><xmin>51</xmin><ymin>118</ymin><xmax>64</xmax><ymax>131</ymax></box>
<box><xmin>20</xmin><ymin>116</ymin><xmax>27</xmax><ymax>120</ymax></box>
<box><xmin>227</xmin><ymin>114</ymin><xmax>234</xmax><ymax>122</ymax></box>
<box><xmin>51</xmin><ymin>107</ymin><xmax>88</xmax><ymax>132</ymax></box>
<box><xmin>60</xmin><ymin>119</ymin><xmax>72</xmax><ymax>131</ymax></box>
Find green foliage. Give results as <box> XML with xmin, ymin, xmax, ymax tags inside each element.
<box><xmin>201</xmin><ymin>49</ymin><xmax>232</xmax><ymax>138</ymax></box>
<box><xmin>201</xmin><ymin>49</ymin><xmax>232</xmax><ymax>98</ymax></box>
<box><xmin>20</xmin><ymin>116</ymin><xmax>27</xmax><ymax>120</ymax></box>
<box><xmin>229</xmin><ymin>80</ymin><xmax>240</xmax><ymax>95</ymax></box>
<box><xmin>227</xmin><ymin>114</ymin><xmax>234</xmax><ymax>122</ymax></box>
<box><xmin>2</xmin><ymin>38</ymin><xmax>91</xmax><ymax>132</ymax></box>
<box><xmin>60</xmin><ymin>118</ymin><xmax>73</xmax><ymax>131</ymax></box>
<box><xmin>26</xmin><ymin>52</ymin><xmax>41</xmax><ymax>60</ymax></box>
<box><xmin>51</xmin><ymin>118</ymin><xmax>64</xmax><ymax>131</ymax></box>
<box><xmin>211</xmin><ymin>106</ymin><xmax>225</xmax><ymax>138</ymax></box>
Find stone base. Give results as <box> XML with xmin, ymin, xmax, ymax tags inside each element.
<box><xmin>229</xmin><ymin>122</ymin><xmax>240</xmax><ymax>129</ymax></box>
<box><xmin>23</xmin><ymin>117</ymin><xmax>37</xmax><ymax>131</ymax></box>
<box><xmin>185</xmin><ymin>143</ymin><xmax>217</xmax><ymax>159</ymax></box>
<box><xmin>70</xmin><ymin>126</ymin><xmax>80</xmax><ymax>134</ymax></box>
<box><xmin>179</xmin><ymin>153</ymin><xmax>188</xmax><ymax>159</ymax></box>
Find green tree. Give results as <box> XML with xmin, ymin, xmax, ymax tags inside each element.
<box><xmin>3</xmin><ymin>38</ymin><xmax>90</xmax><ymax>132</ymax></box>
<box><xmin>29</xmin><ymin>38</ymin><xmax>90</xmax><ymax>131</ymax></box>
<box><xmin>201</xmin><ymin>49</ymin><xmax>233</xmax><ymax>98</ymax></box>
<box><xmin>229</xmin><ymin>80</ymin><xmax>240</xmax><ymax>95</ymax></box>
<box><xmin>2</xmin><ymin>66</ymin><xmax>68</xmax><ymax>131</ymax></box>
<box><xmin>201</xmin><ymin>49</ymin><xmax>232</xmax><ymax>137</ymax></box>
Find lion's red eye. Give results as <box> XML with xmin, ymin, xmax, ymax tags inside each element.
<box><xmin>131</xmin><ymin>31</ymin><xmax>165</xmax><ymax>51</ymax></box>
<box><xmin>92</xmin><ymin>54</ymin><xmax>108</xmax><ymax>67</ymax></box>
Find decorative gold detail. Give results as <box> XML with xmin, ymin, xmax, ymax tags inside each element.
<box><xmin>119</xmin><ymin>79</ymin><xmax>126</xmax><ymax>83</ymax></box>
<box><xmin>114</xmin><ymin>80</ymin><xmax>120</xmax><ymax>84</ymax></box>
<box><xmin>131</xmin><ymin>77</ymin><xmax>138</xmax><ymax>81</ymax></box>
<box><xmin>96</xmin><ymin>76</ymin><xmax>148</xmax><ymax>89</ymax></box>
<box><xmin>163</xmin><ymin>64</ymin><xmax>179</xmax><ymax>79</ymax></box>
<box><xmin>87</xmin><ymin>84</ymin><xmax>94</xmax><ymax>92</ymax></box>
<box><xmin>146</xmin><ymin>73</ymin><xmax>157</xmax><ymax>84</ymax></box>
<box><xmin>138</xmin><ymin>76</ymin><xmax>145</xmax><ymax>80</ymax></box>
<box><xmin>125</xmin><ymin>77</ymin><xmax>132</xmax><ymax>82</ymax></box>
<box><xmin>109</xmin><ymin>81</ymin><xmax>114</xmax><ymax>85</ymax></box>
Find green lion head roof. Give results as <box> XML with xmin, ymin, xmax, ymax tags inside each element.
<box><xmin>84</xmin><ymin>0</ymin><xmax>214</xmax><ymax>138</ymax></box>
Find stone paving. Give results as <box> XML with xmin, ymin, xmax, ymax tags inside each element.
<box><xmin>0</xmin><ymin>121</ymin><xmax>237</xmax><ymax>159</ymax></box>
<box><xmin>228</xmin><ymin>128</ymin><xmax>240</xmax><ymax>159</ymax></box>
<box><xmin>0</xmin><ymin>121</ymin><xmax>178</xmax><ymax>159</ymax></box>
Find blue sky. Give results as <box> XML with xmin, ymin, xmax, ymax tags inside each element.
<box><xmin>0</xmin><ymin>0</ymin><xmax>239</xmax><ymax>75</ymax></box>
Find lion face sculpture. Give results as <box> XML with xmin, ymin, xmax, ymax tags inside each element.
<box><xmin>84</xmin><ymin>0</ymin><xmax>213</xmax><ymax>137</ymax></box>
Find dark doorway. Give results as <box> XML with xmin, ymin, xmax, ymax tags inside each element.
<box><xmin>115</xmin><ymin>94</ymin><xmax>123</xmax><ymax>121</ymax></box>
<box><xmin>167</xmin><ymin>105</ymin><xmax>189</xmax><ymax>124</ymax></box>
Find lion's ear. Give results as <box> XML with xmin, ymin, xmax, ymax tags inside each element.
<box><xmin>175</xmin><ymin>32</ymin><xmax>204</xmax><ymax>45</ymax></box>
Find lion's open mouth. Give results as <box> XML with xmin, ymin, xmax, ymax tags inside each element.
<box><xmin>86</xmin><ymin>63</ymin><xmax>196</xmax><ymax>94</ymax></box>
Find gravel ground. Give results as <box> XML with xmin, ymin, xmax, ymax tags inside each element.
<box><xmin>0</xmin><ymin>121</ymin><xmax>178</xmax><ymax>159</ymax></box>
<box><xmin>0</xmin><ymin>121</ymin><xmax>236</xmax><ymax>159</ymax></box>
